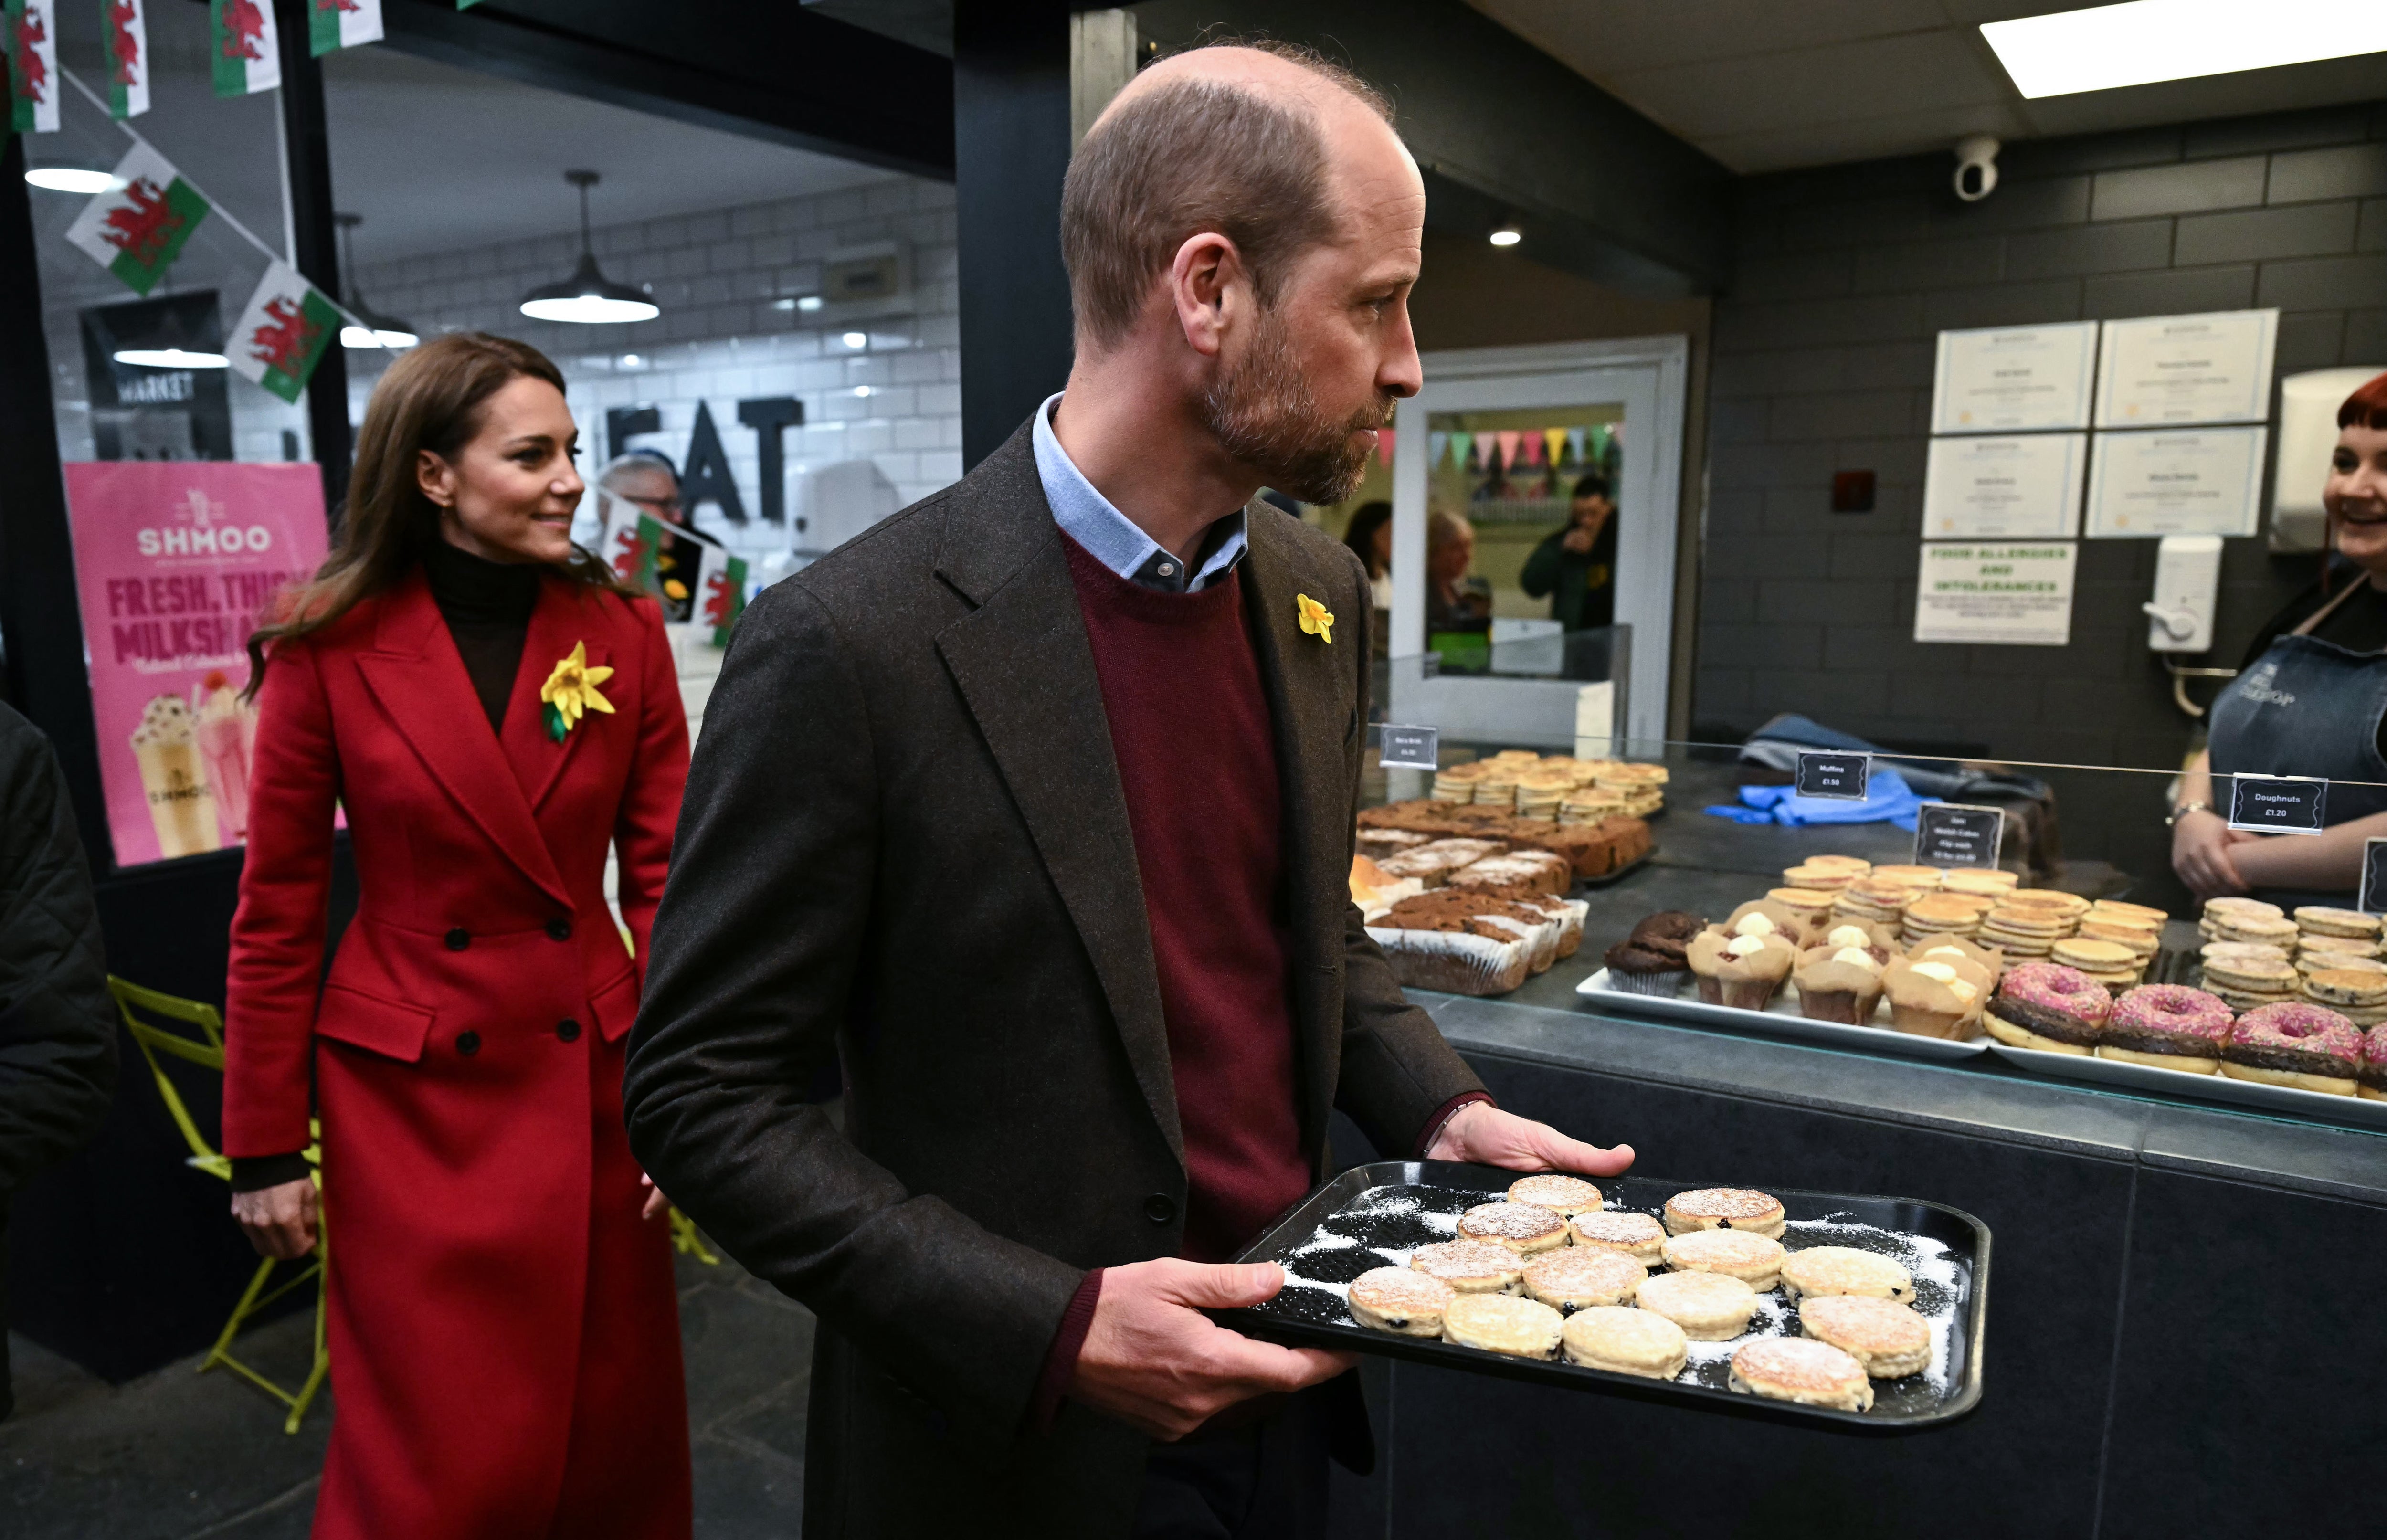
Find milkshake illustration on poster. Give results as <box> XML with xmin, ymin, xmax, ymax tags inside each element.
<box><xmin>63</xmin><ymin>461</ymin><xmax>328</xmax><ymax>866</ymax></box>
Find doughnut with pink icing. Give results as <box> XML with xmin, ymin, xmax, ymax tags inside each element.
<box><xmin>2223</xmin><ymin>1003</ymin><xmax>2363</xmax><ymax>1093</ymax></box>
<box><xmin>2102</xmin><ymin>985</ymin><xmax>2233</xmax><ymax>1072</ymax></box>
<box><xmin>2360</xmin><ymin>1024</ymin><xmax>2387</xmax><ymax>1100</ymax></box>
<box><xmin>1982</xmin><ymin>962</ymin><xmax>2110</xmax><ymax>1054</ymax></box>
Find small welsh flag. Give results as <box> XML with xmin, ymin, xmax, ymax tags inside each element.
<box><xmin>63</xmin><ymin>143</ymin><xmax>209</xmax><ymax>295</ymax></box>
<box><xmin>209</xmin><ymin>0</ymin><xmax>279</xmax><ymax>98</ymax></box>
<box><xmin>6</xmin><ymin>0</ymin><xmax>59</xmax><ymax>134</ymax></box>
<box><xmin>696</xmin><ymin>543</ymin><xmax>749</xmax><ymax>646</ymax></box>
<box><xmin>308</xmin><ymin>0</ymin><xmax>380</xmax><ymax>57</ymax></box>
<box><xmin>228</xmin><ymin>261</ymin><xmax>339</xmax><ymax>403</ymax></box>
<box><xmin>606</xmin><ymin>513</ymin><xmax>664</xmax><ymax>590</ymax></box>
<box><xmin>103</xmin><ymin>0</ymin><xmax>148</xmax><ymax>120</ymax></box>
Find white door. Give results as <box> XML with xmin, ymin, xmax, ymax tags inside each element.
<box><xmin>1389</xmin><ymin>337</ymin><xmax>1689</xmax><ymax>749</ymax></box>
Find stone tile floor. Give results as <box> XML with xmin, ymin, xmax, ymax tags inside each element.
<box><xmin>1</xmin><ymin>1249</ymin><xmax>813</xmax><ymax>1538</ymax></box>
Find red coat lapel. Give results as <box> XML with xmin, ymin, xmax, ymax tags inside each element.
<box><xmin>505</xmin><ymin>580</ymin><xmax>614</xmax><ymax>812</ymax></box>
<box><xmin>359</xmin><ymin>570</ymin><xmax>572</xmax><ymax>907</ymax></box>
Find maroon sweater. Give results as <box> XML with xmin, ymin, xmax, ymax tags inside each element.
<box><xmin>1062</xmin><ymin>536</ymin><xmax>1310</xmax><ymax>1263</ymax></box>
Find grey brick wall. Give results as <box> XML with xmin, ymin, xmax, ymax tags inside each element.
<box><xmin>1701</xmin><ymin>101</ymin><xmax>2387</xmax><ymax>776</ymax></box>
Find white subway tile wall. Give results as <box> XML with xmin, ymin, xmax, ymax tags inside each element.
<box><xmin>344</xmin><ymin>173</ymin><xmax>964</xmax><ymax>567</ymax></box>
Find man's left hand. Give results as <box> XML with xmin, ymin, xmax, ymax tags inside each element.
<box><xmin>1426</xmin><ymin>1100</ymin><xmax>1633</xmax><ymax>1176</ymax></box>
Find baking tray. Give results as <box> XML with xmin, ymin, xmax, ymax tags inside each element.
<box><xmin>1225</xmin><ymin>1161</ymin><xmax>1987</xmax><ymax>1432</ymax></box>
<box><xmin>1576</xmin><ymin>844</ymin><xmax>1658</xmax><ymax>889</ymax></box>
<box><xmin>1576</xmin><ymin>969</ymin><xmax>1993</xmax><ymax>1062</ymax></box>
<box><xmin>1987</xmin><ymin>1040</ymin><xmax>2387</xmax><ymax>1130</ymax></box>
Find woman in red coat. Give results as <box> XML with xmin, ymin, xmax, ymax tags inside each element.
<box><xmin>224</xmin><ymin>333</ymin><xmax>693</xmax><ymax>1538</ymax></box>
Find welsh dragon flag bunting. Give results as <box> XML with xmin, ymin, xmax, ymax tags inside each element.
<box><xmin>64</xmin><ymin>142</ymin><xmax>209</xmax><ymax>294</ymax></box>
<box><xmin>228</xmin><ymin>261</ymin><xmax>339</xmax><ymax>403</ymax></box>
<box><xmin>103</xmin><ymin>0</ymin><xmax>148</xmax><ymax>119</ymax></box>
<box><xmin>696</xmin><ymin>543</ymin><xmax>749</xmax><ymax>646</ymax></box>
<box><xmin>6</xmin><ymin>0</ymin><xmax>59</xmax><ymax>133</ymax></box>
<box><xmin>308</xmin><ymin>0</ymin><xmax>381</xmax><ymax>56</ymax></box>
<box><xmin>209</xmin><ymin>0</ymin><xmax>279</xmax><ymax>97</ymax></box>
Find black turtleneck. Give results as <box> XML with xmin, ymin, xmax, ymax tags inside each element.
<box><xmin>423</xmin><ymin>538</ymin><xmax>540</xmax><ymax>732</ymax></box>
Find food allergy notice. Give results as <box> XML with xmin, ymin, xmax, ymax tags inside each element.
<box><xmin>1912</xmin><ymin>542</ymin><xmax>2077</xmax><ymax>646</ymax></box>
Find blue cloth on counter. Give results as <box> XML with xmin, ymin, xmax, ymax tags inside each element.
<box><xmin>1702</xmin><ymin>766</ymin><xmax>1922</xmax><ymax>829</ymax></box>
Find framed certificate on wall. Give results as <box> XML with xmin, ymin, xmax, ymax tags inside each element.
<box><xmin>1923</xmin><ymin>432</ymin><xmax>2087</xmax><ymax>539</ymax></box>
<box><xmin>2094</xmin><ymin>309</ymin><xmax>2277</xmax><ymax>428</ymax></box>
<box><xmin>1931</xmin><ymin>322</ymin><xmax>2099</xmax><ymax>434</ymax></box>
<box><xmin>2084</xmin><ymin>426</ymin><xmax>2268</xmax><ymax>538</ymax></box>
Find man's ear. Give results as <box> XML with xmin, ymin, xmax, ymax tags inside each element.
<box><xmin>1170</xmin><ymin>231</ymin><xmax>1247</xmax><ymax>360</ymax></box>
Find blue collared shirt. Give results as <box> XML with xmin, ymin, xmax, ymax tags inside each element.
<box><xmin>1032</xmin><ymin>392</ymin><xmax>1248</xmax><ymax>593</ymax></box>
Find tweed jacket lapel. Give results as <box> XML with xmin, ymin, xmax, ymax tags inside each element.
<box><xmin>1238</xmin><ymin>507</ymin><xmax>1358</xmax><ymax>1153</ymax></box>
<box><xmin>359</xmin><ymin>570</ymin><xmax>573</xmax><ymax>907</ymax></box>
<box><xmin>931</xmin><ymin>427</ymin><xmax>1183</xmax><ymax>1164</ymax></box>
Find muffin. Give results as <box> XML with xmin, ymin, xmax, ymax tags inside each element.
<box><xmin>1602</xmin><ymin>910</ymin><xmax>1704</xmax><ymax>997</ymax></box>
<box><xmin>1792</xmin><ymin>943</ymin><xmax>1887</xmax><ymax>1025</ymax></box>
<box><xmin>1882</xmin><ymin>954</ymin><xmax>1990</xmax><ymax>1039</ymax></box>
<box><xmin>1687</xmin><ymin>928</ymin><xmax>1797</xmax><ymax>1010</ymax></box>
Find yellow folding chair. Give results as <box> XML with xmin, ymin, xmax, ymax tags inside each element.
<box><xmin>108</xmin><ymin>976</ymin><xmax>330</xmax><ymax>1434</ymax></box>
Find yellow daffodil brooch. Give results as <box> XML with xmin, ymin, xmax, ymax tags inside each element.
<box><xmin>539</xmin><ymin>641</ymin><xmax>615</xmax><ymax>742</ymax></box>
<box><xmin>1296</xmin><ymin>592</ymin><xmax>1334</xmax><ymax>644</ymax></box>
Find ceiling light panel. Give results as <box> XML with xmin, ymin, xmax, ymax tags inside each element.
<box><xmin>1982</xmin><ymin>0</ymin><xmax>2387</xmax><ymax>99</ymax></box>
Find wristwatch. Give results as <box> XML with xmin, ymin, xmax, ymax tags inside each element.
<box><xmin>2166</xmin><ymin>800</ymin><xmax>2214</xmax><ymax>828</ymax></box>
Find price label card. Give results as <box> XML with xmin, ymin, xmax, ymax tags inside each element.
<box><xmin>1795</xmin><ymin>751</ymin><xmax>1871</xmax><ymax>801</ymax></box>
<box><xmin>2226</xmin><ymin>773</ymin><xmax>2327</xmax><ymax>836</ymax></box>
<box><xmin>2361</xmin><ymin>838</ymin><xmax>2387</xmax><ymax>916</ymax></box>
<box><xmin>1377</xmin><ymin>724</ymin><xmax>1441</xmax><ymax>771</ymax></box>
<box><xmin>1913</xmin><ymin>802</ymin><xmax>2005</xmax><ymax>870</ymax></box>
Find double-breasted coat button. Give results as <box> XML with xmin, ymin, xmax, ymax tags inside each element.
<box><xmin>455</xmin><ymin>1030</ymin><xmax>481</xmax><ymax>1056</ymax></box>
<box><xmin>546</xmin><ymin>918</ymin><xmax>573</xmax><ymax>941</ymax></box>
<box><xmin>1143</xmin><ymin>1194</ymin><xmax>1177</xmax><ymax>1224</ymax></box>
<box><xmin>555</xmin><ymin>1018</ymin><xmax>581</xmax><ymax>1043</ymax></box>
<box><xmin>444</xmin><ymin>928</ymin><xmax>470</xmax><ymax>951</ymax></box>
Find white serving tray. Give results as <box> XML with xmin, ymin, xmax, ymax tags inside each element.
<box><xmin>1986</xmin><ymin>1041</ymin><xmax>2387</xmax><ymax>1130</ymax></box>
<box><xmin>1577</xmin><ymin>969</ymin><xmax>1993</xmax><ymax>1062</ymax></box>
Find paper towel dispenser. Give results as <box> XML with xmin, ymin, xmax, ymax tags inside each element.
<box><xmin>2272</xmin><ymin>367</ymin><xmax>2387</xmax><ymax>552</ymax></box>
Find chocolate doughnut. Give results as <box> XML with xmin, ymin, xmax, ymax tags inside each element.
<box><xmin>2100</xmin><ymin>984</ymin><xmax>2233</xmax><ymax>1074</ymax></box>
<box><xmin>1982</xmin><ymin>961</ymin><xmax>2111</xmax><ymax>1055</ymax></box>
<box><xmin>2223</xmin><ymin>1003</ymin><xmax>2363</xmax><ymax>1095</ymax></box>
<box><xmin>2361</xmin><ymin>1024</ymin><xmax>2387</xmax><ymax>1101</ymax></box>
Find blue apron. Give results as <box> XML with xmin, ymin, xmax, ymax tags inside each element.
<box><xmin>2207</xmin><ymin>584</ymin><xmax>2387</xmax><ymax>900</ymax></box>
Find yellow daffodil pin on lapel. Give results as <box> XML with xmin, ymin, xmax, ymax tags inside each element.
<box><xmin>1296</xmin><ymin>592</ymin><xmax>1334</xmax><ymax>644</ymax></box>
<box><xmin>539</xmin><ymin>642</ymin><xmax>615</xmax><ymax>743</ymax></box>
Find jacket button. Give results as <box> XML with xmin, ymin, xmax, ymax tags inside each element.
<box><xmin>444</xmin><ymin>928</ymin><xmax>470</xmax><ymax>951</ymax></box>
<box><xmin>1143</xmin><ymin>1194</ymin><xmax>1177</xmax><ymax>1224</ymax></box>
<box><xmin>556</xmin><ymin>1018</ymin><xmax>581</xmax><ymax>1043</ymax></box>
<box><xmin>546</xmin><ymin>918</ymin><xmax>573</xmax><ymax>941</ymax></box>
<box><xmin>455</xmin><ymin>1030</ymin><xmax>481</xmax><ymax>1056</ymax></box>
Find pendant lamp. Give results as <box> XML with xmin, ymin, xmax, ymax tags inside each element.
<box><xmin>334</xmin><ymin>214</ymin><xmax>420</xmax><ymax>349</ymax></box>
<box><xmin>519</xmin><ymin>170</ymin><xmax>658</xmax><ymax>325</ymax></box>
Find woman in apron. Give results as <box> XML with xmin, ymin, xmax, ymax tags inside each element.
<box><xmin>2174</xmin><ymin>369</ymin><xmax>2387</xmax><ymax>904</ymax></box>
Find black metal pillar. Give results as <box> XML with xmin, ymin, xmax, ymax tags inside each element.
<box><xmin>275</xmin><ymin>0</ymin><xmax>353</xmax><ymax>515</ymax></box>
<box><xmin>952</xmin><ymin>0</ymin><xmax>1075</xmax><ymax>466</ymax></box>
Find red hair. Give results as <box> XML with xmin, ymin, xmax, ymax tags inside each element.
<box><xmin>2341</xmin><ymin>370</ymin><xmax>2387</xmax><ymax>430</ymax></box>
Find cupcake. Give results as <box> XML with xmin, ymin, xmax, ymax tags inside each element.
<box><xmin>1882</xmin><ymin>954</ymin><xmax>1990</xmax><ymax>1039</ymax></box>
<box><xmin>1907</xmin><ymin>933</ymin><xmax>2005</xmax><ymax>990</ymax></box>
<box><xmin>1817</xmin><ymin>920</ymin><xmax>1898</xmax><ymax>965</ymax></box>
<box><xmin>1603</xmin><ymin>911</ymin><xmax>1705</xmax><ymax>997</ymax></box>
<box><xmin>1688</xmin><ymin>928</ymin><xmax>1796</xmax><ymax>1010</ymax></box>
<box><xmin>1793</xmin><ymin>943</ymin><xmax>1887</xmax><ymax>1025</ymax></box>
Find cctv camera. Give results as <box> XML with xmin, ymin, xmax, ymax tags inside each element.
<box><xmin>1953</xmin><ymin>135</ymin><xmax>2000</xmax><ymax>203</ymax></box>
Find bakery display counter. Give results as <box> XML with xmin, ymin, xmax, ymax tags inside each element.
<box><xmin>1320</xmin><ymin>991</ymin><xmax>2386</xmax><ymax>1538</ymax></box>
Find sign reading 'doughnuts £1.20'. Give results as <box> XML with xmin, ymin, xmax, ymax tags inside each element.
<box><xmin>2226</xmin><ymin>773</ymin><xmax>2328</xmax><ymax>837</ymax></box>
<box><xmin>1912</xmin><ymin>542</ymin><xmax>2078</xmax><ymax>647</ymax></box>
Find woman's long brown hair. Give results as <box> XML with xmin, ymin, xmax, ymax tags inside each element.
<box><xmin>243</xmin><ymin>332</ymin><xmax>639</xmax><ymax>695</ymax></box>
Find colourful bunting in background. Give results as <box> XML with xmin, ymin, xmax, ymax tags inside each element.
<box><xmin>1376</xmin><ymin>427</ymin><xmax>1396</xmax><ymax>465</ymax></box>
<box><xmin>6</xmin><ymin>0</ymin><xmax>59</xmax><ymax>133</ymax></box>
<box><xmin>64</xmin><ymin>142</ymin><xmax>209</xmax><ymax>294</ymax></box>
<box><xmin>308</xmin><ymin>0</ymin><xmax>381</xmax><ymax>55</ymax></box>
<box><xmin>1543</xmin><ymin>428</ymin><xmax>1569</xmax><ymax>469</ymax></box>
<box><xmin>697</xmin><ymin>543</ymin><xmax>748</xmax><ymax>647</ymax></box>
<box><xmin>228</xmin><ymin>261</ymin><xmax>339</xmax><ymax>402</ymax></box>
<box><xmin>1428</xmin><ymin>431</ymin><xmax>1448</xmax><ymax>470</ymax></box>
<box><xmin>1521</xmin><ymin>431</ymin><xmax>1544</xmax><ymax>467</ymax></box>
<box><xmin>1449</xmin><ymin>431</ymin><xmax>1473</xmax><ymax>473</ymax></box>
<box><xmin>1567</xmin><ymin>426</ymin><xmax>1588</xmax><ymax>466</ymax></box>
<box><xmin>103</xmin><ymin>0</ymin><xmax>148</xmax><ymax>119</ymax></box>
<box><xmin>1494</xmin><ymin>430</ymin><xmax>1522</xmax><ymax>468</ymax></box>
<box><xmin>209</xmin><ymin>0</ymin><xmax>279</xmax><ymax>97</ymax></box>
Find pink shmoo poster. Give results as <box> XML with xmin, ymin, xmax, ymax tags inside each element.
<box><xmin>63</xmin><ymin>461</ymin><xmax>327</xmax><ymax>866</ymax></box>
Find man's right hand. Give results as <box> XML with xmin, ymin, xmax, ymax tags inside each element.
<box><xmin>1561</xmin><ymin>526</ymin><xmax>1595</xmax><ymax>554</ymax></box>
<box><xmin>232</xmin><ymin>1177</ymin><xmax>320</xmax><ymax>1260</ymax></box>
<box><xmin>1069</xmin><ymin>1257</ymin><xmax>1356</xmax><ymax>1441</ymax></box>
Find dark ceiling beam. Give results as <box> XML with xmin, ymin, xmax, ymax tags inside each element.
<box><xmin>379</xmin><ymin>0</ymin><xmax>956</xmax><ymax>180</ymax></box>
<box><xmin>1131</xmin><ymin>0</ymin><xmax>1732</xmax><ymax>295</ymax></box>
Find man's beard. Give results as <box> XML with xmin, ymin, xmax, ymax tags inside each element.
<box><xmin>1199</xmin><ymin>307</ymin><xmax>1394</xmax><ymax>506</ymax></box>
